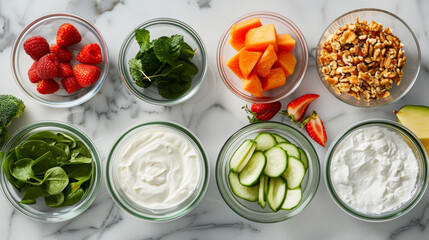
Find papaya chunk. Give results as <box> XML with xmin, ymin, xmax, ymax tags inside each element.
<box><xmin>277</xmin><ymin>34</ymin><xmax>296</xmax><ymax>52</ymax></box>
<box><xmin>229</xmin><ymin>17</ymin><xmax>262</xmax><ymax>51</ymax></box>
<box><xmin>261</xmin><ymin>67</ymin><xmax>286</xmax><ymax>91</ymax></box>
<box><xmin>242</xmin><ymin>72</ymin><xmax>263</xmax><ymax>97</ymax></box>
<box><xmin>226</xmin><ymin>48</ymin><xmax>245</xmax><ymax>79</ymax></box>
<box><xmin>245</xmin><ymin>24</ymin><xmax>278</xmax><ymax>52</ymax></box>
<box><xmin>274</xmin><ymin>51</ymin><xmax>296</xmax><ymax>77</ymax></box>
<box><xmin>239</xmin><ymin>50</ymin><xmax>262</xmax><ymax>79</ymax></box>
<box><xmin>254</xmin><ymin>45</ymin><xmax>277</xmax><ymax>78</ymax></box>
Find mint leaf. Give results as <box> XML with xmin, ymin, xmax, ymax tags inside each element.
<box><xmin>140</xmin><ymin>50</ymin><xmax>162</xmax><ymax>76</ymax></box>
<box><xmin>153</xmin><ymin>35</ymin><xmax>183</xmax><ymax>65</ymax></box>
<box><xmin>180</xmin><ymin>42</ymin><xmax>195</xmax><ymax>60</ymax></box>
<box><xmin>129</xmin><ymin>58</ymin><xmax>144</xmax><ymax>81</ymax></box>
<box><xmin>135</xmin><ymin>29</ymin><xmax>150</xmax><ymax>47</ymax></box>
<box><xmin>157</xmin><ymin>75</ymin><xmax>192</xmax><ymax>99</ymax></box>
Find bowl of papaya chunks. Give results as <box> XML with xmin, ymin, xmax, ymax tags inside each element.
<box><xmin>217</xmin><ymin>11</ymin><xmax>309</xmax><ymax>103</ymax></box>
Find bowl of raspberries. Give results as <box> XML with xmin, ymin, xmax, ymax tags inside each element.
<box><xmin>11</xmin><ymin>13</ymin><xmax>109</xmax><ymax>108</ymax></box>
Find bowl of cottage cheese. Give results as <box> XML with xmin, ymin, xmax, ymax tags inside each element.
<box><xmin>105</xmin><ymin>122</ymin><xmax>209</xmax><ymax>222</ymax></box>
<box><xmin>325</xmin><ymin>119</ymin><xmax>428</xmax><ymax>222</ymax></box>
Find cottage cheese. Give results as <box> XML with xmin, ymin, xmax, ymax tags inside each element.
<box><xmin>330</xmin><ymin>126</ymin><xmax>419</xmax><ymax>214</ymax></box>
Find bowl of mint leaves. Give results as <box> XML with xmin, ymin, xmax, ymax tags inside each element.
<box><xmin>119</xmin><ymin>18</ymin><xmax>207</xmax><ymax>105</ymax></box>
<box><xmin>0</xmin><ymin>121</ymin><xmax>101</xmax><ymax>222</ymax></box>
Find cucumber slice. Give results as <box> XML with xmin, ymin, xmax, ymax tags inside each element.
<box><xmin>281</xmin><ymin>188</ymin><xmax>302</xmax><ymax>210</ymax></box>
<box><xmin>230</xmin><ymin>139</ymin><xmax>256</xmax><ymax>173</ymax></box>
<box><xmin>239</xmin><ymin>151</ymin><xmax>267</xmax><ymax>186</ymax></box>
<box><xmin>272</xmin><ymin>133</ymin><xmax>289</xmax><ymax>143</ymax></box>
<box><xmin>276</xmin><ymin>142</ymin><xmax>300</xmax><ymax>159</ymax></box>
<box><xmin>229</xmin><ymin>171</ymin><xmax>258</xmax><ymax>201</ymax></box>
<box><xmin>264</xmin><ymin>175</ymin><xmax>269</xmax><ymax>200</ymax></box>
<box><xmin>255</xmin><ymin>132</ymin><xmax>277</xmax><ymax>152</ymax></box>
<box><xmin>267</xmin><ymin>177</ymin><xmax>287</xmax><ymax>212</ymax></box>
<box><xmin>263</xmin><ymin>146</ymin><xmax>288</xmax><ymax>177</ymax></box>
<box><xmin>298</xmin><ymin>148</ymin><xmax>308</xmax><ymax>170</ymax></box>
<box><xmin>258</xmin><ymin>175</ymin><xmax>267</xmax><ymax>208</ymax></box>
<box><xmin>282</xmin><ymin>157</ymin><xmax>305</xmax><ymax>189</ymax></box>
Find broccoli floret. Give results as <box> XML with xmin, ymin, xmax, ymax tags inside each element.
<box><xmin>0</xmin><ymin>95</ymin><xmax>25</xmax><ymax>147</ymax></box>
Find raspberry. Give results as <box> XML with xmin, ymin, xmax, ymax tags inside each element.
<box><xmin>76</xmin><ymin>43</ymin><xmax>102</xmax><ymax>64</ymax></box>
<box><xmin>36</xmin><ymin>53</ymin><xmax>59</xmax><ymax>79</ymax></box>
<box><xmin>56</xmin><ymin>23</ymin><xmax>81</xmax><ymax>48</ymax></box>
<box><xmin>36</xmin><ymin>79</ymin><xmax>59</xmax><ymax>94</ymax></box>
<box><xmin>58</xmin><ymin>62</ymin><xmax>73</xmax><ymax>77</ymax></box>
<box><xmin>23</xmin><ymin>36</ymin><xmax>50</xmax><ymax>60</ymax></box>
<box><xmin>61</xmin><ymin>76</ymin><xmax>82</xmax><ymax>94</ymax></box>
<box><xmin>50</xmin><ymin>44</ymin><xmax>73</xmax><ymax>62</ymax></box>
<box><xmin>73</xmin><ymin>64</ymin><xmax>101</xmax><ymax>88</ymax></box>
<box><xmin>28</xmin><ymin>61</ymin><xmax>42</xmax><ymax>83</ymax></box>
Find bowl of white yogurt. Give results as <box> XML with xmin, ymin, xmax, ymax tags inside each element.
<box><xmin>325</xmin><ymin>120</ymin><xmax>428</xmax><ymax>222</ymax></box>
<box><xmin>105</xmin><ymin>122</ymin><xmax>209</xmax><ymax>222</ymax></box>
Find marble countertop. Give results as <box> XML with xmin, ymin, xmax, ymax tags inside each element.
<box><xmin>1</xmin><ymin>0</ymin><xmax>429</xmax><ymax>239</ymax></box>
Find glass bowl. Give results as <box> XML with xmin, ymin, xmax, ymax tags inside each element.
<box><xmin>118</xmin><ymin>18</ymin><xmax>207</xmax><ymax>106</ymax></box>
<box><xmin>217</xmin><ymin>11</ymin><xmax>309</xmax><ymax>103</ymax></box>
<box><xmin>106</xmin><ymin>122</ymin><xmax>209</xmax><ymax>222</ymax></box>
<box><xmin>216</xmin><ymin>121</ymin><xmax>320</xmax><ymax>223</ymax></box>
<box><xmin>11</xmin><ymin>12</ymin><xmax>109</xmax><ymax>108</ymax></box>
<box><xmin>316</xmin><ymin>8</ymin><xmax>420</xmax><ymax>107</ymax></box>
<box><xmin>325</xmin><ymin>120</ymin><xmax>428</xmax><ymax>222</ymax></box>
<box><xmin>0</xmin><ymin>121</ymin><xmax>102</xmax><ymax>222</ymax></box>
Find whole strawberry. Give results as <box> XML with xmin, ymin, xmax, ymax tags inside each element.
<box><xmin>58</xmin><ymin>62</ymin><xmax>73</xmax><ymax>77</ymax></box>
<box><xmin>23</xmin><ymin>36</ymin><xmax>50</xmax><ymax>60</ymax></box>
<box><xmin>57</xmin><ymin>23</ymin><xmax>81</xmax><ymax>48</ymax></box>
<box><xmin>50</xmin><ymin>44</ymin><xmax>73</xmax><ymax>62</ymax></box>
<box><xmin>61</xmin><ymin>76</ymin><xmax>82</xmax><ymax>94</ymax></box>
<box><xmin>36</xmin><ymin>79</ymin><xmax>59</xmax><ymax>94</ymax></box>
<box><xmin>73</xmin><ymin>64</ymin><xmax>101</xmax><ymax>87</ymax></box>
<box><xmin>36</xmin><ymin>53</ymin><xmax>59</xmax><ymax>79</ymax></box>
<box><xmin>77</xmin><ymin>43</ymin><xmax>102</xmax><ymax>64</ymax></box>
<box><xmin>244</xmin><ymin>101</ymin><xmax>282</xmax><ymax>123</ymax></box>
<box><xmin>28</xmin><ymin>61</ymin><xmax>41</xmax><ymax>83</ymax></box>
<box><xmin>301</xmin><ymin>111</ymin><xmax>327</xmax><ymax>147</ymax></box>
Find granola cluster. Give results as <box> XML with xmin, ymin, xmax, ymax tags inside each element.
<box><xmin>319</xmin><ymin>18</ymin><xmax>406</xmax><ymax>101</ymax></box>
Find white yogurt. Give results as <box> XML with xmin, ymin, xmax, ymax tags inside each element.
<box><xmin>117</xmin><ymin>128</ymin><xmax>201</xmax><ymax>210</ymax></box>
<box><xmin>330</xmin><ymin>126</ymin><xmax>419</xmax><ymax>214</ymax></box>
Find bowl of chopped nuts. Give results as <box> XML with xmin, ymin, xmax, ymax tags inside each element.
<box><xmin>316</xmin><ymin>8</ymin><xmax>420</xmax><ymax>107</ymax></box>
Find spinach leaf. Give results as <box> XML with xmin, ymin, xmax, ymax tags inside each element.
<box><xmin>28</xmin><ymin>130</ymin><xmax>59</xmax><ymax>142</ymax></box>
<box><xmin>2</xmin><ymin>151</ymin><xmax>25</xmax><ymax>190</ymax></box>
<box><xmin>71</xmin><ymin>140</ymin><xmax>91</xmax><ymax>158</ymax></box>
<box><xmin>45</xmin><ymin>192</ymin><xmax>64</xmax><ymax>208</ymax></box>
<box><xmin>62</xmin><ymin>157</ymin><xmax>92</xmax><ymax>166</ymax></box>
<box><xmin>20</xmin><ymin>186</ymin><xmax>44</xmax><ymax>205</ymax></box>
<box><xmin>31</xmin><ymin>151</ymin><xmax>56</xmax><ymax>175</ymax></box>
<box><xmin>57</xmin><ymin>133</ymin><xmax>76</xmax><ymax>148</ymax></box>
<box><xmin>63</xmin><ymin>163</ymin><xmax>92</xmax><ymax>180</ymax></box>
<box><xmin>42</xmin><ymin>167</ymin><xmax>69</xmax><ymax>195</ymax></box>
<box><xmin>55</xmin><ymin>143</ymin><xmax>70</xmax><ymax>158</ymax></box>
<box><xmin>12</xmin><ymin>158</ymin><xmax>35</xmax><ymax>182</ymax></box>
<box><xmin>157</xmin><ymin>75</ymin><xmax>192</xmax><ymax>99</ymax></box>
<box><xmin>168</xmin><ymin>60</ymin><xmax>198</xmax><ymax>76</ymax></box>
<box><xmin>153</xmin><ymin>35</ymin><xmax>183</xmax><ymax>65</ymax></box>
<box><xmin>15</xmin><ymin>140</ymin><xmax>68</xmax><ymax>165</ymax></box>
<box><xmin>61</xmin><ymin>183</ymin><xmax>85</xmax><ymax>207</ymax></box>
<box><xmin>180</xmin><ymin>42</ymin><xmax>196</xmax><ymax>60</ymax></box>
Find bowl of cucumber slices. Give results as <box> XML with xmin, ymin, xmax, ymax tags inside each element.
<box><xmin>216</xmin><ymin>121</ymin><xmax>320</xmax><ymax>223</ymax></box>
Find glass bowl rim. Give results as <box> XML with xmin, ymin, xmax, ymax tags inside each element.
<box><xmin>105</xmin><ymin>121</ymin><xmax>210</xmax><ymax>222</ymax></box>
<box><xmin>10</xmin><ymin>12</ymin><xmax>110</xmax><ymax>108</ymax></box>
<box><xmin>324</xmin><ymin>119</ymin><xmax>428</xmax><ymax>222</ymax></box>
<box><xmin>315</xmin><ymin>8</ymin><xmax>421</xmax><ymax>108</ymax></box>
<box><xmin>216</xmin><ymin>11</ymin><xmax>309</xmax><ymax>104</ymax></box>
<box><xmin>118</xmin><ymin>17</ymin><xmax>208</xmax><ymax>106</ymax></box>
<box><xmin>0</xmin><ymin>120</ymin><xmax>102</xmax><ymax>222</ymax></box>
<box><xmin>216</xmin><ymin>121</ymin><xmax>320</xmax><ymax>223</ymax></box>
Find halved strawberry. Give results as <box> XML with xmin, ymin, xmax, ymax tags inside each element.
<box><xmin>243</xmin><ymin>101</ymin><xmax>281</xmax><ymax>123</ymax></box>
<box><xmin>281</xmin><ymin>94</ymin><xmax>319</xmax><ymax>124</ymax></box>
<box><xmin>301</xmin><ymin>111</ymin><xmax>327</xmax><ymax>147</ymax></box>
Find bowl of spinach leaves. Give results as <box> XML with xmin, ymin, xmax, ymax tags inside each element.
<box><xmin>119</xmin><ymin>18</ymin><xmax>207</xmax><ymax>105</ymax></box>
<box><xmin>0</xmin><ymin>121</ymin><xmax>101</xmax><ymax>222</ymax></box>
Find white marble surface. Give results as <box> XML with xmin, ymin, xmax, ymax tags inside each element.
<box><xmin>1</xmin><ymin>0</ymin><xmax>429</xmax><ymax>239</ymax></box>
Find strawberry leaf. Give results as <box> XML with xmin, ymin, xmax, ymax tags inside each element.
<box><xmin>242</xmin><ymin>105</ymin><xmax>259</xmax><ymax>123</ymax></box>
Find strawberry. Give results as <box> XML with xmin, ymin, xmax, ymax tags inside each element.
<box><xmin>73</xmin><ymin>63</ymin><xmax>101</xmax><ymax>87</ymax></box>
<box><xmin>36</xmin><ymin>79</ymin><xmax>59</xmax><ymax>94</ymax></box>
<box><xmin>243</xmin><ymin>102</ymin><xmax>282</xmax><ymax>123</ymax></box>
<box><xmin>281</xmin><ymin>94</ymin><xmax>319</xmax><ymax>124</ymax></box>
<box><xmin>23</xmin><ymin>36</ymin><xmax>50</xmax><ymax>60</ymax></box>
<box><xmin>61</xmin><ymin>76</ymin><xmax>82</xmax><ymax>94</ymax></box>
<box><xmin>36</xmin><ymin>53</ymin><xmax>59</xmax><ymax>79</ymax></box>
<box><xmin>28</xmin><ymin>61</ymin><xmax>42</xmax><ymax>83</ymax></box>
<box><xmin>301</xmin><ymin>111</ymin><xmax>327</xmax><ymax>147</ymax></box>
<box><xmin>50</xmin><ymin>44</ymin><xmax>73</xmax><ymax>62</ymax></box>
<box><xmin>56</xmin><ymin>23</ymin><xmax>81</xmax><ymax>48</ymax></box>
<box><xmin>77</xmin><ymin>43</ymin><xmax>102</xmax><ymax>64</ymax></box>
<box><xmin>58</xmin><ymin>62</ymin><xmax>73</xmax><ymax>77</ymax></box>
